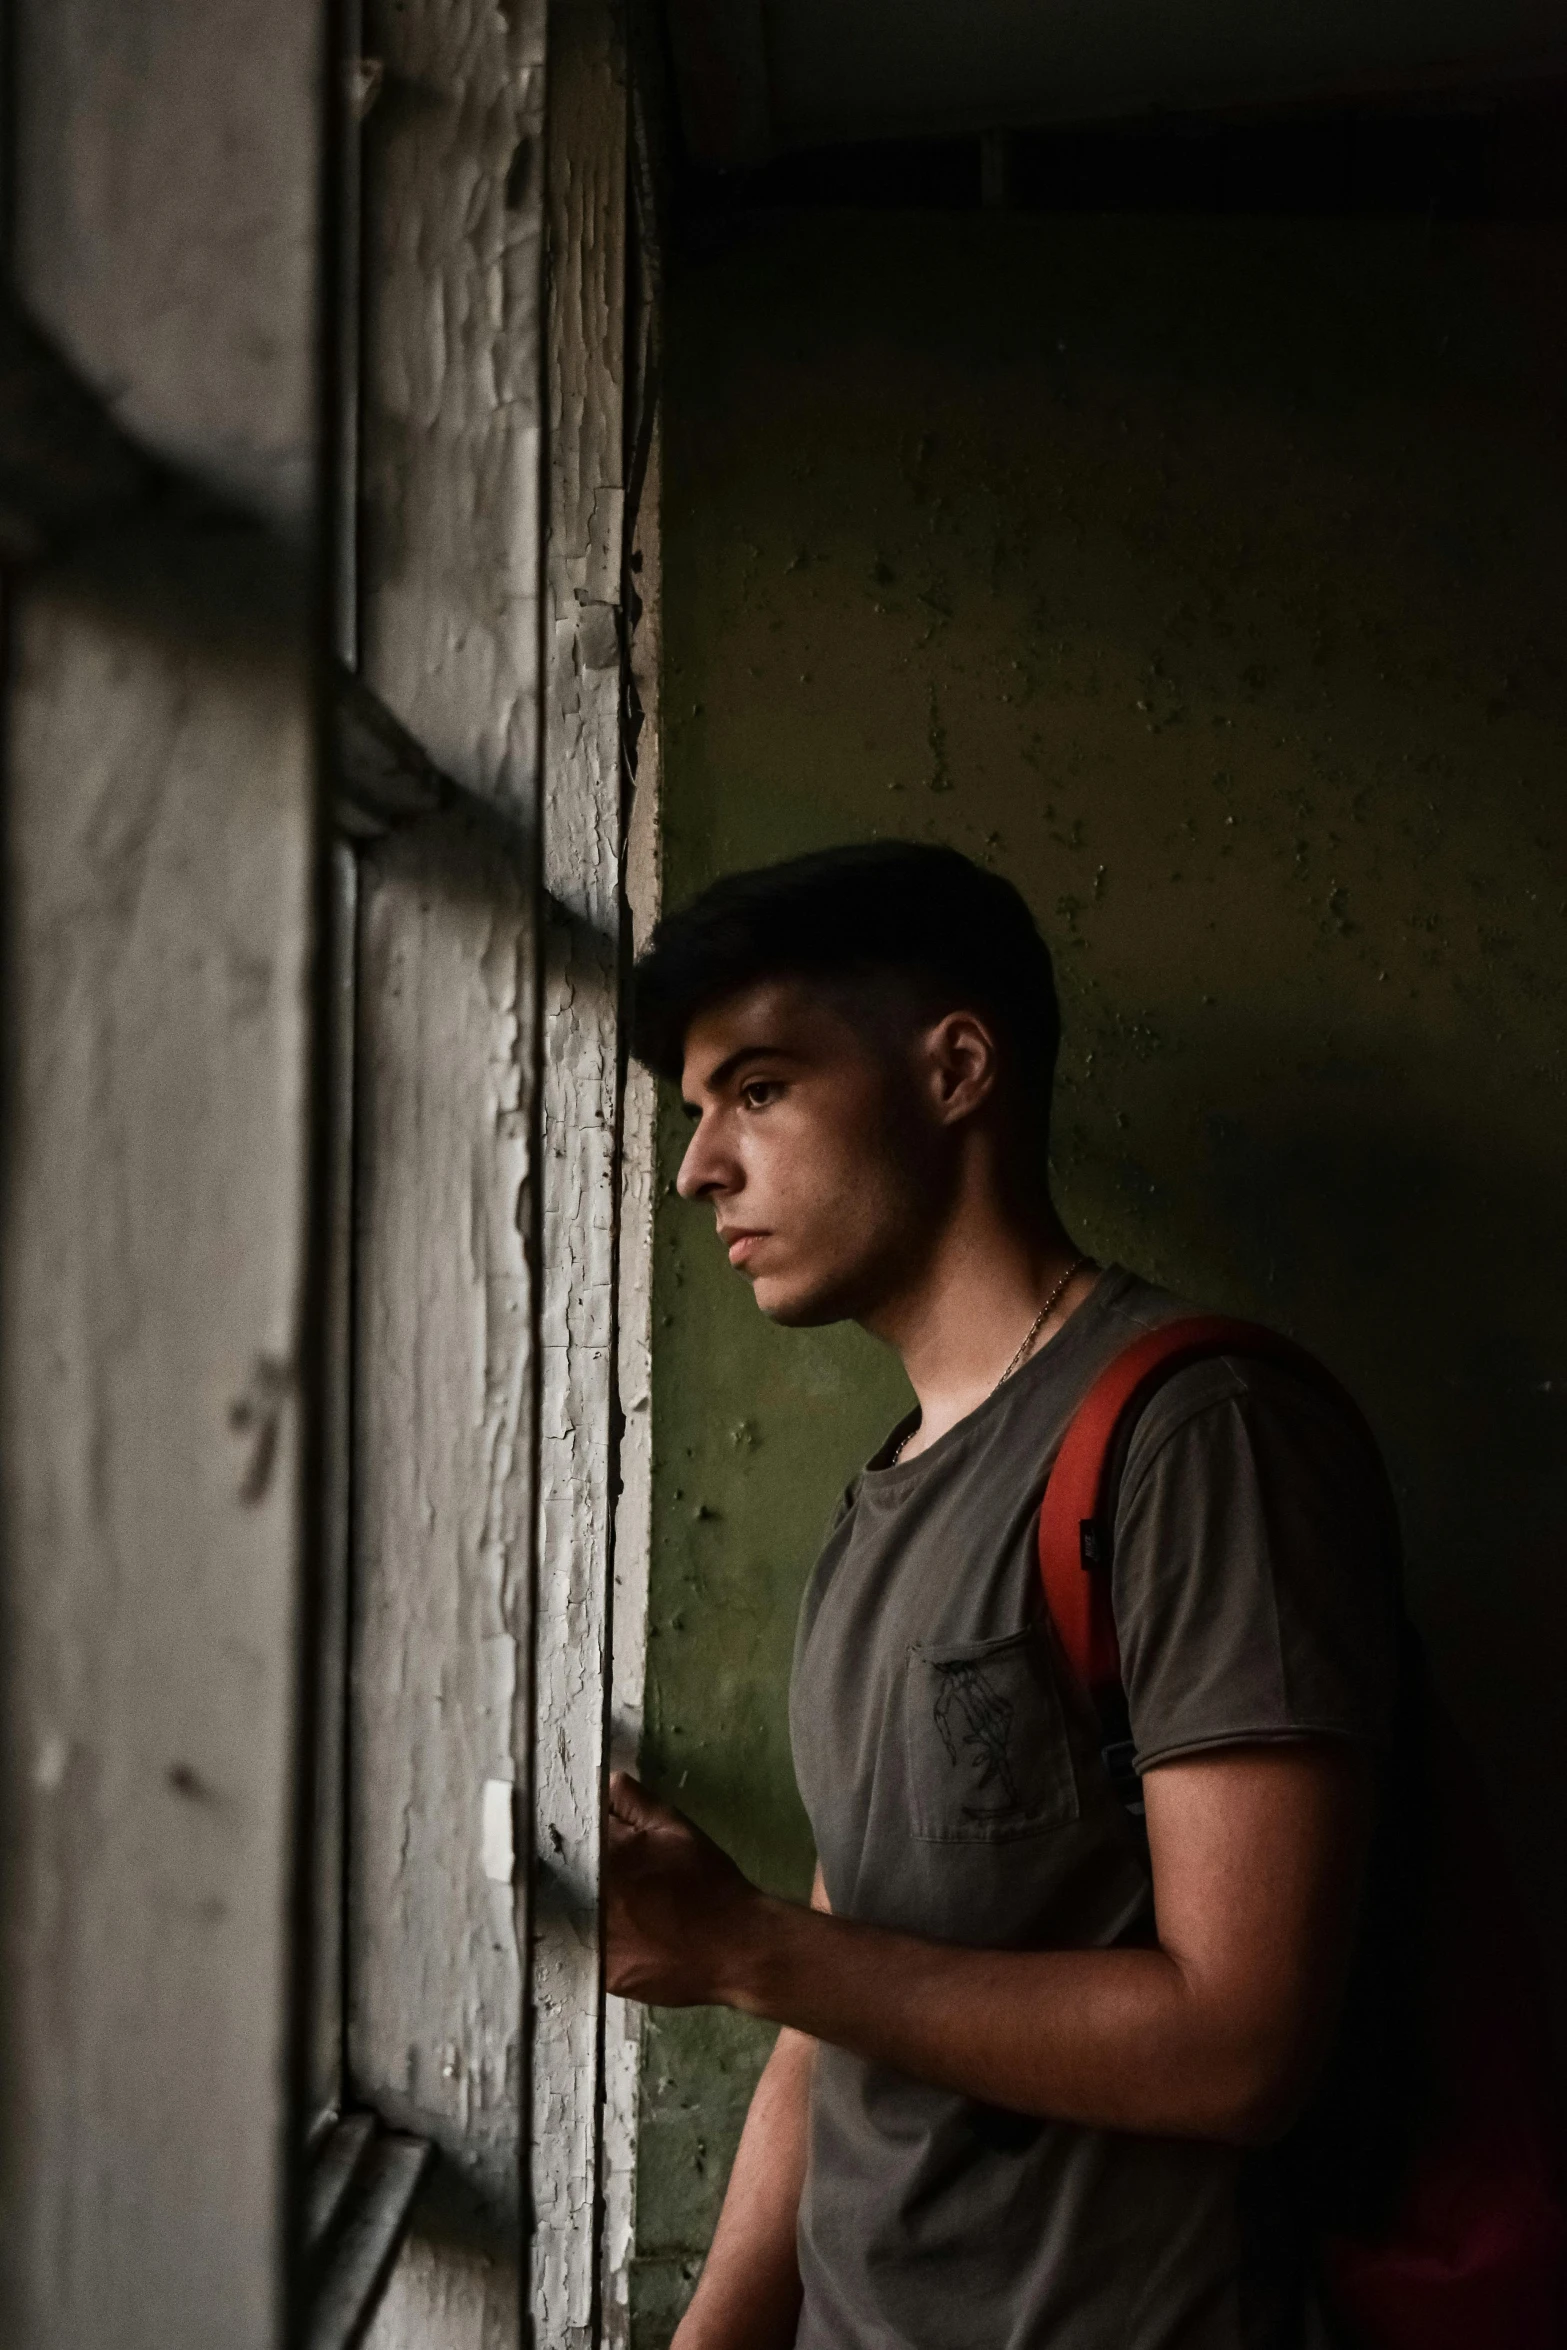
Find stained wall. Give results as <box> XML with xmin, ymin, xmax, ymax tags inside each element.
<box><xmin>632</xmin><ymin>206</ymin><xmax>1567</xmax><ymax>2340</ymax></box>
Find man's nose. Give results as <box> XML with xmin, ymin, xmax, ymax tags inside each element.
<box><xmin>675</xmin><ymin>1115</ymin><xmax>726</xmax><ymax>1200</ymax></box>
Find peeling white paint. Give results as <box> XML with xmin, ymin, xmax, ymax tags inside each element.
<box><xmin>531</xmin><ymin>5</ymin><xmax>628</xmax><ymax>2343</ymax></box>
<box><xmin>359</xmin><ymin>0</ymin><xmax>547</xmax><ymax>819</ymax></box>
<box><xmin>353</xmin><ymin>817</ymin><xmax>536</xmax><ymax>2338</ymax></box>
<box><xmin>602</xmin><ymin>413</ymin><xmax>663</xmax><ymax>2350</ymax></box>
<box><xmin>352</xmin><ymin>1</ymin><xmax>547</xmax><ymax>2344</ymax></box>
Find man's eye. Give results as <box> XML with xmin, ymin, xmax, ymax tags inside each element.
<box><xmin>740</xmin><ymin>1080</ymin><xmax>781</xmax><ymax>1109</ymax></box>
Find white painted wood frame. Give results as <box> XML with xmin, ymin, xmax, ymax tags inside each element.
<box><xmin>350</xmin><ymin>1</ymin><xmax>548</xmax><ymax>2344</ymax></box>
<box><xmin>0</xmin><ymin>0</ymin><xmax>655</xmax><ymax>2339</ymax></box>
<box><xmin>0</xmin><ymin>2</ymin><xmax>329</xmax><ymax>2343</ymax></box>
<box><xmin>349</xmin><ymin>0</ymin><xmax>651</xmax><ymax>2343</ymax></box>
<box><xmin>532</xmin><ymin>4</ymin><xmax>637</xmax><ymax>2344</ymax></box>
<box><xmin>603</xmin><ymin>410</ymin><xmax>663</xmax><ymax>2350</ymax></box>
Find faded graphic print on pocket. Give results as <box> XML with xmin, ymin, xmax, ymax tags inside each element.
<box><xmin>932</xmin><ymin>1657</ymin><xmax>1025</xmax><ymax>1816</ymax></box>
<box><xmin>905</xmin><ymin>1627</ymin><xmax>1080</xmax><ymax>1843</ymax></box>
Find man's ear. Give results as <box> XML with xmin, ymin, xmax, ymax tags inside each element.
<box><xmin>921</xmin><ymin>1009</ymin><xmax>1002</xmax><ymax>1128</ymax></box>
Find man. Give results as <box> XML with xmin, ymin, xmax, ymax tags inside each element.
<box><xmin>605</xmin><ymin>842</ymin><xmax>1401</xmax><ymax>2350</ymax></box>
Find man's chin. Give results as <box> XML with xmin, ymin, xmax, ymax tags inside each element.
<box><xmin>748</xmin><ymin>1271</ymin><xmax>852</xmax><ymax>1329</ymax></box>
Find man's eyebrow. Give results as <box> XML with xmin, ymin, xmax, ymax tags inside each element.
<box><xmin>682</xmin><ymin>1041</ymin><xmax>793</xmax><ymax>1110</ymax></box>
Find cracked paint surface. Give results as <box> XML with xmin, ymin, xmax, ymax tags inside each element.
<box><xmin>530</xmin><ymin>6</ymin><xmax>628</xmax><ymax>2345</ymax></box>
<box><xmin>355</xmin><ymin>817</ymin><xmax>537</xmax><ymax>2350</ymax></box>
<box><xmin>356</xmin><ymin>2</ymin><xmax>547</xmax><ymax>2344</ymax></box>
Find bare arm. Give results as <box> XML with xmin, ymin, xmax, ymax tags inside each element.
<box><xmin>669</xmin><ymin>1871</ymin><xmax>829</xmax><ymax>2350</ymax></box>
<box><xmin>672</xmin><ymin>2027</ymin><xmax>812</xmax><ymax>2350</ymax></box>
<box><xmin>606</xmin><ymin>1745</ymin><xmax>1372</xmax><ymax>2147</ymax></box>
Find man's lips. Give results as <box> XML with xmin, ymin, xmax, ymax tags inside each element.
<box><xmin>720</xmin><ymin>1229</ymin><xmax>768</xmax><ymax>1267</ymax></box>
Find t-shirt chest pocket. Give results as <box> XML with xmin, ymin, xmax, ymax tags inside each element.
<box><xmin>903</xmin><ymin>1625</ymin><xmax>1080</xmax><ymax>1843</ymax></box>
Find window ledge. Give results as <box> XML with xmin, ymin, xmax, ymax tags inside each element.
<box><xmin>303</xmin><ymin>2110</ymin><xmax>432</xmax><ymax>2350</ymax></box>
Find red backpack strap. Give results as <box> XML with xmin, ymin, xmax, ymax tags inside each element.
<box><xmin>1037</xmin><ymin>1315</ymin><xmax>1369</xmax><ymax>1706</ymax></box>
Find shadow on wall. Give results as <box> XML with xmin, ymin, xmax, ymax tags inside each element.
<box><xmin>634</xmin><ymin>207</ymin><xmax>1567</xmax><ymax>2341</ymax></box>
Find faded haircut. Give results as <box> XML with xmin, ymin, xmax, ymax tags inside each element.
<box><xmin>630</xmin><ymin>841</ymin><xmax>1061</xmax><ymax>1157</ymax></box>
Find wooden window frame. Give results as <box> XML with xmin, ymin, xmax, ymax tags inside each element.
<box><xmin>0</xmin><ymin>0</ymin><xmax>653</xmax><ymax>2343</ymax></box>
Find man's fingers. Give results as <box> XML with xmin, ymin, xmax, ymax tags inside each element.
<box><xmin>604</xmin><ymin>1809</ymin><xmax>634</xmax><ymax>1858</ymax></box>
<box><xmin>607</xmin><ymin>1768</ymin><xmax>661</xmax><ymax>1828</ymax></box>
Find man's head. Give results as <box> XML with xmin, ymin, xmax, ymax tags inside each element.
<box><xmin>631</xmin><ymin>844</ymin><xmax>1061</xmax><ymax>1327</ymax></box>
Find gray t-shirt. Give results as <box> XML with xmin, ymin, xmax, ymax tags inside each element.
<box><xmin>788</xmin><ymin>1267</ymin><xmax>1400</xmax><ymax>2350</ymax></box>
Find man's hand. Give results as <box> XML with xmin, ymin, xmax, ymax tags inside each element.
<box><xmin>604</xmin><ymin>1771</ymin><xmax>764</xmax><ymax>2006</ymax></box>
<box><xmin>603</xmin><ymin>1743</ymin><xmax>1372</xmax><ymax>2146</ymax></box>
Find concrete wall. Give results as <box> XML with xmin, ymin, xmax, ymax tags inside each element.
<box><xmin>631</xmin><ymin>207</ymin><xmax>1567</xmax><ymax>2340</ymax></box>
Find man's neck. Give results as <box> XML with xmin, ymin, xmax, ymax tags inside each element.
<box><xmin>862</xmin><ymin>1184</ymin><xmax>1092</xmax><ymax>1463</ymax></box>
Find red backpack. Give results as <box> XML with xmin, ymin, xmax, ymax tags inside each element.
<box><xmin>1037</xmin><ymin>1314</ymin><xmax>1567</xmax><ymax>2350</ymax></box>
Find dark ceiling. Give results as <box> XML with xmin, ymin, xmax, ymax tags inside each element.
<box><xmin>664</xmin><ymin>0</ymin><xmax>1567</xmax><ymax>170</ymax></box>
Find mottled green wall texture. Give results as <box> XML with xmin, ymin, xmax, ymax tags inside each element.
<box><xmin>631</xmin><ymin>210</ymin><xmax>1567</xmax><ymax>2341</ymax></box>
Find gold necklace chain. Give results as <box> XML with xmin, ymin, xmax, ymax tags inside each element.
<box><xmin>887</xmin><ymin>1254</ymin><xmax>1092</xmax><ymax>1467</ymax></box>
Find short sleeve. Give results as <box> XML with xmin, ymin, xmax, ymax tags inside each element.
<box><xmin>1110</xmin><ymin>1357</ymin><xmax>1400</xmax><ymax>1774</ymax></box>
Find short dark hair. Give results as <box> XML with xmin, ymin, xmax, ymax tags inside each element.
<box><xmin>630</xmin><ymin>841</ymin><xmax>1061</xmax><ymax>1148</ymax></box>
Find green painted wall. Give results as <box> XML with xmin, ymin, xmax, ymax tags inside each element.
<box><xmin>631</xmin><ymin>209</ymin><xmax>1567</xmax><ymax>2342</ymax></box>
